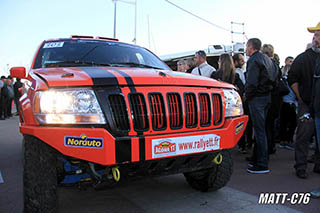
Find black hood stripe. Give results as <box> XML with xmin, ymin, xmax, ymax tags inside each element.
<box><xmin>80</xmin><ymin>67</ymin><xmax>119</xmax><ymax>86</ymax></box>
<box><xmin>108</xmin><ymin>67</ymin><xmax>137</xmax><ymax>93</ymax></box>
<box><xmin>108</xmin><ymin>67</ymin><xmax>145</xmax><ymax>136</ymax></box>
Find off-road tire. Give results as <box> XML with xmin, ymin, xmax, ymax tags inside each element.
<box><xmin>184</xmin><ymin>150</ymin><xmax>233</xmax><ymax>192</ymax></box>
<box><xmin>23</xmin><ymin>135</ymin><xmax>58</xmax><ymax>213</ymax></box>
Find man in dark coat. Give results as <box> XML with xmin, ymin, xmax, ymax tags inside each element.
<box><xmin>0</xmin><ymin>76</ymin><xmax>8</xmax><ymax>120</ymax></box>
<box><xmin>244</xmin><ymin>38</ymin><xmax>274</xmax><ymax>174</ymax></box>
<box><xmin>13</xmin><ymin>78</ymin><xmax>23</xmax><ymax>115</ymax></box>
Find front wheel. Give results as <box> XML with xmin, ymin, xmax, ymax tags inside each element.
<box><xmin>184</xmin><ymin>150</ymin><xmax>233</xmax><ymax>192</ymax></box>
<box><xmin>23</xmin><ymin>135</ymin><xmax>58</xmax><ymax>213</ymax></box>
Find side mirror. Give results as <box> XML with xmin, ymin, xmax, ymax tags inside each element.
<box><xmin>10</xmin><ymin>67</ymin><xmax>27</xmax><ymax>79</ymax></box>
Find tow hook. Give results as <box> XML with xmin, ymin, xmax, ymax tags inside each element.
<box><xmin>213</xmin><ymin>153</ymin><xmax>223</xmax><ymax>165</ymax></box>
<box><xmin>112</xmin><ymin>167</ymin><xmax>120</xmax><ymax>182</ymax></box>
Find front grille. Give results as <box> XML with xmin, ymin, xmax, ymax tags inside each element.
<box><xmin>108</xmin><ymin>95</ymin><xmax>130</xmax><ymax>131</ymax></box>
<box><xmin>185</xmin><ymin>93</ymin><xmax>197</xmax><ymax>128</ymax></box>
<box><xmin>167</xmin><ymin>93</ymin><xmax>182</xmax><ymax>129</ymax></box>
<box><xmin>129</xmin><ymin>94</ymin><xmax>149</xmax><ymax>131</ymax></box>
<box><xmin>105</xmin><ymin>90</ymin><xmax>224</xmax><ymax>135</ymax></box>
<box><xmin>212</xmin><ymin>94</ymin><xmax>222</xmax><ymax>125</ymax></box>
<box><xmin>149</xmin><ymin>93</ymin><xmax>166</xmax><ymax>130</ymax></box>
<box><xmin>199</xmin><ymin>94</ymin><xmax>211</xmax><ymax>126</ymax></box>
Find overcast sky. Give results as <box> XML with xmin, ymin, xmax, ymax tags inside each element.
<box><xmin>1</xmin><ymin>0</ymin><xmax>319</xmax><ymax>76</ymax></box>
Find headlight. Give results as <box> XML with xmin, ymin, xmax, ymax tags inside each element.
<box><xmin>33</xmin><ymin>88</ymin><xmax>106</xmax><ymax>124</ymax></box>
<box><xmin>223</xmin><ymin>89</ymin><xmax>243</xmax><ymax>117</ymax></box>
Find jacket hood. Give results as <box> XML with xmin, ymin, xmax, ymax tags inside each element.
<box><xmin>32</xmin><ymin>66</ymin><xmax>234</xmax><ymax>89</ymax></box>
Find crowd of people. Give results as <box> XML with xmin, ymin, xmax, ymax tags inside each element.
<box><xmin>0</xmin><ymin>76</ymin><xmax>23</xmax><ymax>119</ymax></box>
<box><xmin>175</xmin><ymin>22</ymin><xmax>320</xmax><ymax>185</ymax></box>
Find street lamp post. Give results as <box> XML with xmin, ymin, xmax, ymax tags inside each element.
<box><xmin>7</xmin><ymin>64</ymin><xmax>9</xmax><ymax>76</ymax></box>
<box><xmin>112</xmin><ymin>0</ymin><xmax>137</xmax><ymax>43</ymax></box>
<box><xmin>113</xmin><ymin>0</ymin><xmax>117</xmax><ymax>39</ymax></box>
<box><xmin>133</xmin><ymin>0</ymin><xmax>137</xmax><ymax>44</ymax></box>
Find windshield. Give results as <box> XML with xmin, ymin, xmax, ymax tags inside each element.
<box><xmin>33</xmin><ymin>39</ymin><xmax>170</xmax><ymax>70</ymax></box>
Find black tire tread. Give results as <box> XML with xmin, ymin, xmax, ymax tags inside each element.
<box><xmin>184</xmin><ymin>150</ymin><xmax>233</xmax><ymax>192</ymax></box>
<box><xmin>23</xmin><ymin>135</ymin><xmax>58</xmax><ymax>213</ymax></box>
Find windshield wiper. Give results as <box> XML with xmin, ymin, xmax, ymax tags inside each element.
<box><xmin>44</xmin><ymin>61</ymin><xmax>111</xmax><ymax>68</ymax></box>
<box><xmin>110</xmin><ymin>62</ymin><xmax>162</xmax><ymax>69</ymax></box>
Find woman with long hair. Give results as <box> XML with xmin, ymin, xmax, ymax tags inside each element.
<box><xmin>212</xmin><ymin>53</ymin><xmax>244</xmax><ymax>95</ymax></box>
<box><xmin>212</xmin><ymin>53</ymin><xmax>246</xmax><ymax>153</ymax></box>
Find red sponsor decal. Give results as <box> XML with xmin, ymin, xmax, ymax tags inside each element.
<box><xmin>154</xmin><ymin>141</ymin><xmax>176</xmax><ymax>154</ymax></box>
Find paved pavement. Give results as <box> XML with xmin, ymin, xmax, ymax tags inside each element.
<box><xmin>0</xmin><ymin>116</ymin><xmax>319</xmax><ymax>212</ymax></box>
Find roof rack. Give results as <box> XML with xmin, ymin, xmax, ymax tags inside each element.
<box><xmin>95</xmin><ymin>36</ymin><xmax>119</xmax><ymax>41</ymax></box>
<box><xmin>71</xmin><ymin>35</ymin><xmax>94</xmax><ymax>39</ymax></box>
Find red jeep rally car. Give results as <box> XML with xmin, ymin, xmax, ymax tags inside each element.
<box><xmin>11</xmin><ymin>36</ymin><xmax>248</xmax><ymax>212</ymax></box>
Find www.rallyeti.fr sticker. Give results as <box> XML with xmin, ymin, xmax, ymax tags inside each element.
<box><xmin>64</xmin><ymin>134</ymin><xmax>103</xmax><ymax>148</ymax></box>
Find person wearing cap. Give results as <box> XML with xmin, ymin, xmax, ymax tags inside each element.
<box><xmin>191</xmin><ymin>50</ymin><xmax>216</xmax><ymax>78</ymax></box>
<box><xmin>288</xmin><ymin>22</ymin><xmax>320</xmax><ymax>179</ymax></box>
<box><xmin>309</xmin><ymin>22</ymin><xmax>320</xmax><ymax>198</ymax></box>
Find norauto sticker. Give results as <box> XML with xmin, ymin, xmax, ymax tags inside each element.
<box><xmin>64</xmin><ymin>134</ymin><xmax>103</xmax><ymax>149</ymax></box>
<box><xmin>235</xmin><ymin>122</ymin><xmax>244</xmax><ymax>135</ymax></box>
<box><xmin>152</xmin><ymin>134</ymin><xmax>220</xmax><ymax>158</ymax></box>
<box><xmin>43</xmin><ymin>42</ymin><xmax>64</xmax><ymax>48</ymax></box>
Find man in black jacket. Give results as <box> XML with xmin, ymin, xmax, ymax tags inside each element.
<box><xmin>13</xmin><ymin>78</ymin><xmax>23</xmax><ymax>116</ymax></box>
<box><xmin>288</xmin><ymin>22</ymin><xmax>320</xmax><ymax>179</ymax></box>
<box><xmin>245</xmin><ymin>38</ymin><xmax>274</xmax><ymax>174</ymax></box>
<box><xmin>0</xmin><ymin>76</ymin><xmax>8</xmax><ymax>120</ymax></box>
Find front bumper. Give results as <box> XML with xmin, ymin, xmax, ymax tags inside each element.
<box><xmin>21</xmin><ymin>115</ymin><xmax>248</xmax><ymax>166</ymax></box>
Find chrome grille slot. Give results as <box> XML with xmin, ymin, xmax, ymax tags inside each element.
<box><xmin>200</xmin><ymin>94</ymin><xmax>211</xmax><ymax>126</ymax></box>
<box><xmin>149</xmin><ymin>93</ymin><xmax>166</xmax><ymax>130</ymax></box>
<box><xmin>185</xmin><ymin>93</ymin><xmax>197</xmax><ymax>128</ymax></box>
<box><xmin>167</xmin><ymin>93</ymin><xmax>182</xmax><ymax>129</ymax></box>
<box><xmin>108</xmin><ymin>94</ymin><xmax>130</xmax><ymax>131</ymax></box>
<box><xmin>129</xmin><ymin>94</ymin><xmax>149</xmax><ymax>131</ymax></box>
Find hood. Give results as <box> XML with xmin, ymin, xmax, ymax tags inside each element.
<box><xmin>33</xmin><ymin>66</ymin><xmax>234</xmax><ymax>89</ymax></box>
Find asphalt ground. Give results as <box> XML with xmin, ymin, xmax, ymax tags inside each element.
<box><xmin>0</xmin><ymin>116</ymin><xmax>319</xmax><ymax>212</ymax></box>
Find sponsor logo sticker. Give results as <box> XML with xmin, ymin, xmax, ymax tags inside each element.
<box><xmin>154</xmin><ymin>140</ymin><xmax>176</xmax><ymax>155</ymax></box>
<box><xmin>235</xmin><ymin>121</ymin><xmax>244</xmax><ymax>135</ymax></box>
<box><xmin>43</xmin><ymin>42</ymin><xmax>64</xmax><ymax>48</ymax></box>
<box><xmin>64</xmin><ymin>134</ymin><xmax>103</xmax><ymax>149</ymax></box>
<box><xmin>152</xmin><ymin>134</ymin><xmax>220</xmax><ymax>158</ymax></box>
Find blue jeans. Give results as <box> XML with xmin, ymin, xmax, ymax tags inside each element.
<box><xmin>248</xmin><ymin>95</ymin><xmax>271</xmax><ymax>168</ymax></box>
<box><xmin>315</xmin><ymin>116</ymin><xmax>320</xmax><ymax>153</ymax></box>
